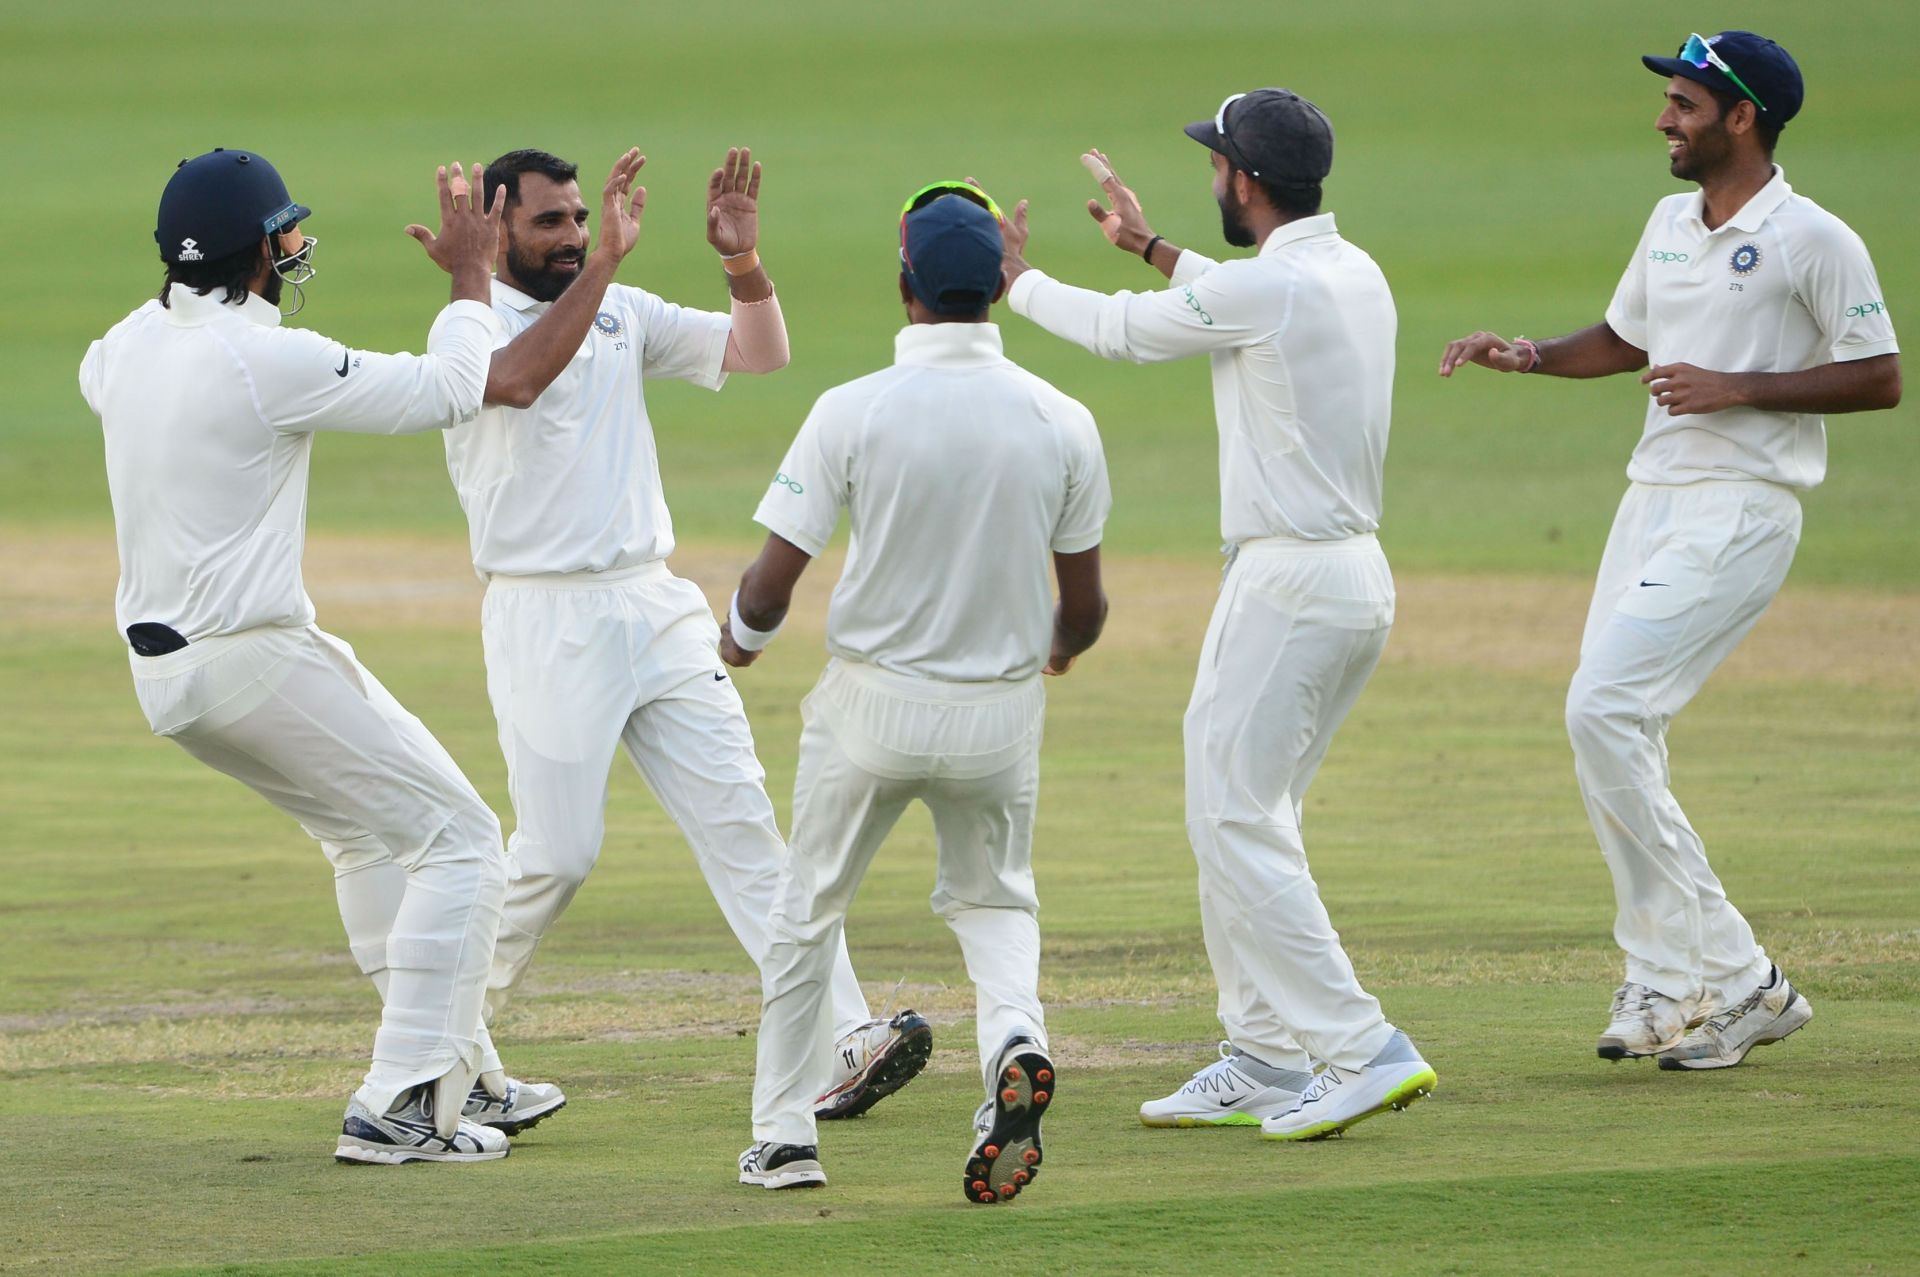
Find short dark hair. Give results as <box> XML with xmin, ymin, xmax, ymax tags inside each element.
<box><xmin>1704</xmin><ymin>84</ymin><xmax>1783</xmax><ymax>154</ymax></box>
<box><xmin>157</xmin><ymin>240</ymin><xmax>261</xmax><ymax>308</ymax></box>
<box><xmin>484</xmin><ymin>149</ymin><xmax>578</xmax><ymax>210</ymax></box>
<box><xmin>1238</xmin><ymin>168</ymin><xmax>1322</xmax><ymax>219</ymax></box>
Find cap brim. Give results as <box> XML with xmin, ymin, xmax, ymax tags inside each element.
<box><xmin>1184</xmin><ymin>120</ymin><xmax>1228</xmax><ymax>155</ymax></box>
<box><xmin>1643</xmin><ymin>55</ymin><xmax>1724</xmax><ymax>98</ymax></box>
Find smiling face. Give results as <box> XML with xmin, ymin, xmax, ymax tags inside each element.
<box><xmin>1657</xmin><ymin>75</ymin><xmax>1746</xmax><ymax>182</ymax></box>
<box><xmin>499</xmin><ymin>172</ymin><xmax>590</xmax><ymax>302</ymax></box>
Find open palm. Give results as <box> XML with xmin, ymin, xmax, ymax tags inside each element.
<box><xmin>706</xmin><ymin>147</ymin><xmax>762</xmax><ymax>257</ymax></box>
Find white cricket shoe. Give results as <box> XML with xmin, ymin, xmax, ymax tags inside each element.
<box><xmin>1658</xmin><ymin>968</ymin><xmax>1813</xmax><ymax>1071</ymax></box>
<box><xmin>1261</xmin><ymin>1030</ymin><xmax>1437</xmax><ymax>1142</ymax></box>
<box><xmin>1597</xmin><ymin>982</ymin><xmax>1706</xmax><ymax>1060</ymax></box>
<box><xmin>738</xmin><ymin>1140</ymin><xmax>826</xmax><ymax>1189</ymax></box>
<box><xmin>464</xmin><ymin>1070</ymin><xmax>567</xmax><ymax>1134</ymax></box>
<box><xmin>334</xmin><ymin>1086</ymin><xmax>509</xmax><ymax>1164</ymax></box>
<box><xmin>1138</xmin><ymin>1041</ymin><xmax>1312</xmax><ymax>1128</ymax></box>
<box><xmin>814</xmin><ymin>1009</ymin><xmax>933</xmax><ymax>1120</ymax></box>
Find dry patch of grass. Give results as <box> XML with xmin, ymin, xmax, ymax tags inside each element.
<box><xmin>6</xmin><ymin>530</ymin><xmax>1912</xmax><ymax>690</ymax></box>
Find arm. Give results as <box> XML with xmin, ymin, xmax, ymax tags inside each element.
<box><xmin>1045</xmin><ymin>545</ymin><xmax>1107</xmax><ymax>676</ymax></box>
<box><xmin>1438</xmin><ymin>322</ymin><xmax>1648</xmax><ymax>379</ymax></box>
<box><xmin>263</xmin><ymin>163</ymin><xmax>506</xmax><ymax>435</ymax></box>
<box><xmin>707</xmin><ymin>148</ymin><xmax>789</xmax><ymax>374</ymax></box>
<box><xmin>1643</xmin><ymin>352</ymin><xmax>1901</xmax><ymax>416</ymax></box>
<box><xmin>1000</xmin><ymin>196</ymin><xmax>1267</xmax><ymax>365</ymax></box>
<box><xmin>720</xmin><ymin>533</ymin><xmax>813</xmax><ymax>668</ymax></box>
<box><xmin>481</xmin><ymin>150</ymin><xmax>646</xmax><ymax>408</ymax></box>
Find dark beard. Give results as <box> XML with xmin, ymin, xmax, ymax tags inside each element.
<box><xmin>1218</xmin><ymin>191</ymin><xmax>1256</xmax><ymax>249</ymax></box>
<box><xmin>505</xmin><ymin>231</ymin><xmax>584</xmax><ymax>303</ymax></box>
<box><xmin>1669</xmin><ymin>119</ymin><xmax>1731</xmax><ymax>182</ymax></box>
<box><xmin>259</xmin><ymin>269</ymin><xmax>284</xmax><ymax>308</ymax></box>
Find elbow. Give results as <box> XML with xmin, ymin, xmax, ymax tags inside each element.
<box><xmin>1060</xmin><ymin>593</ymin><xmax>1109</xmax><ymax>649</ymax></box>
<box><xmin>485</xmin><ymin>377</ymin><xmax>539</xmax><ymax>410</ymax></box>
<box><xmin>1881</xmin><ymin>366</ymin><xmax>1902</xmax><ymax>410</ymax></box>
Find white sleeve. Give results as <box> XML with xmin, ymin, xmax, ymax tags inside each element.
<box><xmin>255</xmin><ymin>300</ymin><xmax>502</xmax><ymax>435</ymax></box>
<box><xmin>751</xmin><ymin>393</ymin><xmax>850</xmax><ymax>556</ymax></box>
<box><xmin>1051</xmin><ymin>401</ymin><xmax>1111</xmax><ymax>554</ymax></box>
<box><xmin>1604</xmin><ymin>213</ymin><xmax>1656</xmax><ymax>351</ymax></box>
<box><xmin>1794</xmin><ymin>219</ymin><xmax>1899</xmax><ymax>363</ymax></box>
<box><xmin>630</xmin><ymin>286</ymin><xmax>731</xmax><ymax>389</ymax></box>
<box><xmin>78</xmin><ymin>341</ymin><xmax>102</xmax><ymax>415</ymax></box>
<box><xmin>1008</xmin><ymin>262</ymin><xmax>1275</xmax><ymax>364</ymax></box>
<box><xmin>1169</xmin><ymin>249</ymin><xmax>1219</xmax><ymax>288</ymax></box>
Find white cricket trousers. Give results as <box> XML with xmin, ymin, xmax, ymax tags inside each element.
<box><xmin>1567</xmin><ymin>479</ymin><xmax>1798</xmax><ymax>1010</ymax></box>
<box><xmin>474</xmin><ymin>562</ymin><xmax>869</xmax><ymax>1071</ymax></box>
<box><xmin>753</xmin><ymin>659</ymin><xmax>1049</xmax><ymax>1146</ymax></box>
<box><xmin>129</xmin><ymin>624</ymin><xmax>507</xmax><ymax>1116</ymax></box>
<box><xmin>1188</xmin><ymin>533</ymin><xmax>1398</xmax><ymax>1074</ymax></box>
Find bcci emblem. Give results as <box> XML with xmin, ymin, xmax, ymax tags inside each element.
<box><xmin>1729</xmin><ymin>242</ymin><xmax>1762</xmax><ymax>277</ymax></box>
<box><xmin>178</xmin><ymin>238</ymin><xmax>203</xmax><ymax>262</ymax></box>
<box><xmin>593</xmin><ymin>312</ymin><xmax>622</xmax><ymax>336</ymax></box>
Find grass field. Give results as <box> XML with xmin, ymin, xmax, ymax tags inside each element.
<box><xmin>3</xmin><ymin>0</ymin><xmax>1917</xmax><ymax>1273</ymax></box>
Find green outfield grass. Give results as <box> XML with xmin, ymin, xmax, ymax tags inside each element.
<box><xmin>3</xmin><ymin>0</ymin><xmax>1917</xmax><ymax>1272</ymax></box>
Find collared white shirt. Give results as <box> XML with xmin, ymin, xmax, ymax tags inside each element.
<box><xmin>1606</xmin><ymin>166</ymin><xmax>1898</xmax><ymax>489</ymax></box>
<box><xmin>1008</xmin><ymin>213</ymin><xmax>1394</xmax><ymax>544</ymax></box>
<box><xmin>79</xmin><ymin>285</ymin><xmax>500</xmax><ymax>643</ymax></box>
<box><xmin>754</xmin><ymin>323</ymin><xmax>1110</xmax><ymax>684</ymax></box>
<box><xmin>440</xmin><ymin>278</ymin><xmax>732</xmax><ymax>577</ymax></box>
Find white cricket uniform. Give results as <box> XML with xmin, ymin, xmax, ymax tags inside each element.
<box><xmin>436</xmin><ymin>278</ymin><xmax>868</xmax><ymax>1067</ymax></box>
<box><xmin>1572</xmin><ymin>166</ymin><xmax>1898</xmax><ymax>1008</ymax></box>
<box><xmin>746</xmin><ymin>322</ymin><xmax>1110</xmax><ymax>1146</ymax></box>
<box><xmin>1010</xmin><ymin>213</ymin><xmax>1400</xmax><ymax>1072</ymax></box>
<box><xmin>79</xmin><ymin>284</ymin><xmax>509</xmax><ymax>1115</ymax></box>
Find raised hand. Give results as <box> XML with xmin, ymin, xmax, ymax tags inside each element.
<box><xmin>1082</xmin><ymin>149</ymin><xmax>1153</xmax><ymax>254</ymax></box>
<box><xmin>707</xmin><ymin>147</ymin><xmax>762</xmax><ymax>258</ymax></box>
<box><xmin>405</xmin><ymin>161</ymin><xmax>507</xmax><ymax>279</ymax></box>
<box><xmin>1438</xmin><ymin>331</ymin><xmax>1535</xmax><ymax>377</ymax></box>
<box><xmin>594</xmin><ymin>148</ymin><xmax>647</xmax><ymax>265</ymax></box>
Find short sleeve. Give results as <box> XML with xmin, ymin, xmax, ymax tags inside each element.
<box><xmin>752</xmin><ymin>393</ymin><xmax>850</xmax><ymax>557</ymax></box>
<box><xmin>1604</xmin><ymin>211</ymin><xmax>1656</xmax><ymax>351</ymax></box>
<box><xmin>1793</xmin><ymin>218</ymin><xmax>1899</xmax><ymax>363</ymax></box>
<box><xmin>627</xmin><ymin>286</ymin><xmax>731</xmax><ymax>390</ymax></box>
<box><xmin>78</xmin><ymin>340</ymin><xmax>102</xmax><ymax>414</ymax></box>
<box><xmin>1051</xmin><ymin>400</ymin><xmax>1111</xmax><ymax>554</ymax></box>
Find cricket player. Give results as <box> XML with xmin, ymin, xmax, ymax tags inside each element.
<box><xmin>80</xmin><ymin>149</ymin><xmax>513</xmax><ymax>1163</ymax></box>
<box><xmin>727</xmin><ymin>185</ymin><xmax>1110</xmax><ymax>1199</ymax></box>
<box><xmin>1001</xmin><ymin>91</ymin><xmax>1437</xmax><ymax>1141</ymax></box>
<box><xmin>435</xmin><ymin>147</ymin><xmax>928</xmax><ymax>1127</ymax></box>
<box><xmin>1440</xmin><ymin>31</ymin><xmax>1900</xmax><ymax>1067</ymax></box>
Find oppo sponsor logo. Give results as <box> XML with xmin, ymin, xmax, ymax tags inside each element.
<box><xmin>1846</xmin><ymin>301</ymin><xmax>1887</xmax><ymax>317</ymax></box>
<box><xmin>1647</xmin><ymin>249</ymin><xmax>1690</xmax><ymax>263</ymax></box>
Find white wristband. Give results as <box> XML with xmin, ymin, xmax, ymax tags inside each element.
<box><xmin>728</xmin><ymin>590</ymin><xmax>781</xmax><ymax>652</ymax></box>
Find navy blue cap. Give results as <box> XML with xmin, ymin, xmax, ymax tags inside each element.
<box><xmin>1185</xmin><ymin>89</ymin><xmax>1333</xmax><ymax>185</ymax></box>
<box><xmin>901</xmin><ymin>193</ymin><xmax>1003</xmax><ymax>316</ymax></box>
<box><xmin>1643</xmin><ymin>31</ymin><xmax>1804</xmax><ymax>125</ymax></box>
<box><xmin>156</xmin><ymin>149</ymin><xmax>311</xmax><ymax>264</ymax></box>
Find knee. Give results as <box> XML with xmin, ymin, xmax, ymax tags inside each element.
<box><xmin>509</xmin><ymin>828</ymin><xmax>601</xmax><ymax>897</ymax></box>
<box><xmin>1565</xmin><ymin>671</ymin><xmax>1640</xmax><ymax>759</ymax></box>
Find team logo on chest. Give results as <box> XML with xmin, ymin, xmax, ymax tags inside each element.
<box><xmin>593</xmin><ymin>311</ymin><xmax>622</xmax><ymax>336</ymax></box>
<box><xmin>1728</xmin><ymin>242</ymin><xmax>1763</xmax><ymax>277</ymax></box>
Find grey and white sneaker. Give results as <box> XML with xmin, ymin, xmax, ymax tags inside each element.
<box><xmin>1139</xmin><ymin>1041</ymin><xmax>1312</xmax><ymax>1128</ymax></box>
<box><xmin>1597</xmin><ymin>981</ymin><xmax>1707</xmax><ymax>1060</ymax></box>
<box><xmin>964</xmin><ymin>1036</ymin><xmax>1053</xmax><ymax>1204</ymax></box>
<box><xmin>1261</xmin><ymin>1030</ymin><xmax>1436</xmax><ymax>1142</ymax></box>
<box><xmin>1659</xmin><ymin>967</ymin><xmax>1813</xmax><ymax>1071</ymax></box>
<box><xmin>335</xmin><ymin>1086</ymin><xmax>510</xmax><ymax>1164</ymax></box>
<box><xmin>814</xmin><ymin>1009</ymin><xmax>933</xmax><ymax>1120</ymax></box>
<box><xmin>738</xmin><ymin>1141</ymin><xmax>826</xmax><ymax>1189</ymax></box>
<box><xmin>464</xmin><ymin>1070</ymin><xmax>567</xmax><ymax>1134</ymax></box>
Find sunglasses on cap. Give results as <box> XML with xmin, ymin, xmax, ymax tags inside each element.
<box><xmin>1679</xmin><ymin>33</ymin><xmax>1767</xmax><ymax>113</ymax></box>
<box><xmin>897</xmin><ymin>180</ymin><xmax>1004</xmax><ymax>268</ymax></box>
<box><xmin>1213</xmin><ymin>93</ymin><xmax>1263</xmax><ymax>178</ymax></box>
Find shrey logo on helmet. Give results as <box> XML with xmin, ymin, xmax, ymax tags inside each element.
<box><xmin>178</xmin><ymin>238</ymin><xmax>203</xmax><ymax>262</ymax></box>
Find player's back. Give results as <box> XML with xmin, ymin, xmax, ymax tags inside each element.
<box><xmin>757</xmin><ymin>324</ymin><xmax>1108</xmax><ymax>684</ymax></box>
<box><xmin>81</xmin><ymin>290</ymin><xmax>316</xmax><ymax>642</ymax></box>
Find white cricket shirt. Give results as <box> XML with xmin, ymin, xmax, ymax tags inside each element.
<box><xmin>79</xmin><ymin>285</ymin><xmax>500</xmax><ymax>643</ymax></box>
<box><xmin>753</xmin><ymin>323</ymin><xmax>1110</xmax><ymax>684</ymax></box>
<box><xmin>440</xmin><ymin>278</ymin><xmax>732</xmax><ymax>576</ymax></box>
<box><xmin>1009</xmin><ymin>213</ymin><xmax>1394</xmax><ymax>544</ymax></box>
<box><xmin>1606</xmin><ymin>166</ymin><xmax>1898</xmax><ymax>489</ymax></box>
